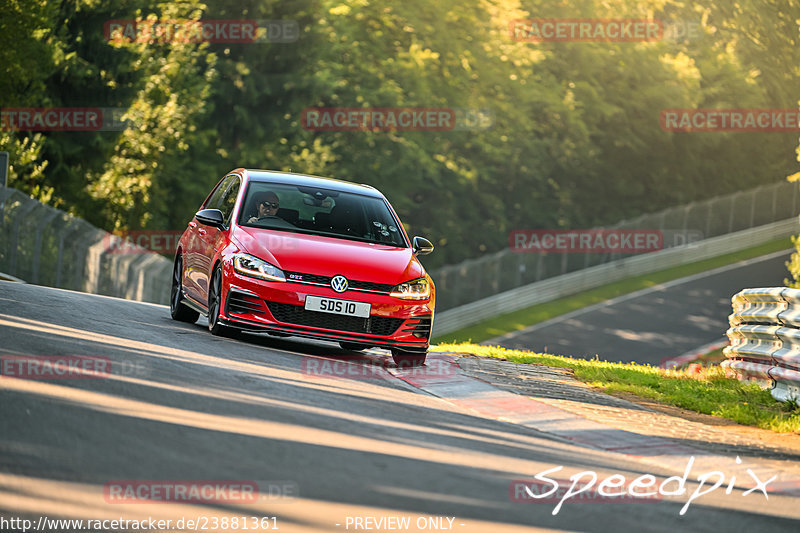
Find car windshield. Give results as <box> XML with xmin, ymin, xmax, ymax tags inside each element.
<box><xmin>238</xmin><ymin>181</ymin><xmax>407</xmax><ymax>247</ymax></box>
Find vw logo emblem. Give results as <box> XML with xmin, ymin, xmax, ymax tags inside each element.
<box><xmin>330</xmin><ymin>275</ymin><xmax>348</xmax><ymax>293</ymax></box>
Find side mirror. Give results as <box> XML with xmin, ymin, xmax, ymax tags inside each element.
<box><xmin>412</xmin><ymin>236</ymin><xmax>434</xmax><ymax>256</ymax></box>
<box><xmin>195</xmin><ymin>208</ymin><xmax>225</xmax><ymax>229</ymax></box>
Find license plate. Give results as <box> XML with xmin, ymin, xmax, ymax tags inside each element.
<box><xmin>304</xmin><ymin>296</ymin><xmax>371</xmax><ymax>318</ymax></box>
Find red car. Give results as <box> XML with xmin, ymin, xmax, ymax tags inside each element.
<box><xmin>170</xmin><ymin>169</ymin><xmax>435</xmax><ymax>366</ymax></box>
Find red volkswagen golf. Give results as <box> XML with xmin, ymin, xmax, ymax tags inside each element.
<box><xmin>170</xmin><ymin>169</ymin><xmax>435</xmax><ymax>366</ymax></box>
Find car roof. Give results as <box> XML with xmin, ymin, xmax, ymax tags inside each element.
<box><xmin>241</xmin><ymin>169</ymin><xmax>384</xmax><ymax>198</ymax></box>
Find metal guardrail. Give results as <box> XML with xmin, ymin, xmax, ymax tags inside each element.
<box><xmin>434</xmin><ymin>217</ymin><xmax>798</xmax><ymax>336</ymax></box>
<box><xmin>2</xmin><ymin>184</ymin><xmax>798</xmax><ymax>345</ymax></box>
<box><xmin>431</xmin><ymin>180</ymin><xmax>797</xmax><ymax>311</ymax></box>
<box><xmin>724</xmin><ymin>288</ymin><xmax>800</xmax><ymax>402</ymax></box>
<box><xmin>0</xmin><ymin>187</ymin><xmax>171</xmax><ymax>304</ymax></box>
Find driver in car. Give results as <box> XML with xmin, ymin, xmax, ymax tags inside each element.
<box><xmin>247</xmin><ymin>191</ymin><xmax>280</xmax><ymax>223</ymax></box>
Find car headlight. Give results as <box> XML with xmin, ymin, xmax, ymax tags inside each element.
<box><xmin>390</xmin><ymin>277</ymin><xmax>430</xmax><ymax>300</ymax></box>
<box><xmin>233</xmin><ymin>253</ymin><xmax>286</xmax><ymax>282</ymax></box>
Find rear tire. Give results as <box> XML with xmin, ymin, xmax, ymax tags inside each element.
<box><xmin>170</xmin><ymin>257</ymin><xmax>199</xmax><ymax>324</ymax></box>
<box><xmin>391</xmin><ymin>349</ymin><xmax>426</xmax><ymax>368</ymax></box>
<box><xmin>208</xmin><ymin>265</ymin><xmax>237</xmax><ymax>337</ymax></box>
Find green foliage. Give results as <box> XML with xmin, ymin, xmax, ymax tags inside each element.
<box><xmin>87</xmin><ymin>4</ymin><xmax>218</xmax><ymax>231</ymax></box>
<box><xmin>4</xmin><ymin>0</ymin><xmax>800</xmax><ymax>269</ymax></box>
<box><xmin>0</xmin><ymin>132</ymin><xmax>51</xmax><ymax>202</ymax></box>
<box><xmin>788</xmin><ymin>172</ymin><xmax>800</xmax><ymax>288</ymax></box>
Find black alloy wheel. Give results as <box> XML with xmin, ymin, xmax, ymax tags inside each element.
<box><xmin>208</xmin><ymin>265</ymin><xmax>236</xmax><ymax>337</ymax></box>
<box><xmin>170</xmin><ymin>257</ymin><xmax>199</xmax><ymax>323</ymax></box>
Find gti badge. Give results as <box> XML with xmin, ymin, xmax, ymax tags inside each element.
<box><xmin>330</xmin><ymin>275</ymin><xmax>348</xmax><ymax>293</ymax></box>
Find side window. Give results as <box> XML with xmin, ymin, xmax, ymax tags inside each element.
<box><xmin>218</xmin><ymin>176</ymin><xmax>241</xmax><ymax>224</ymax></box>
<box><xmin>204</xmin><ymin>175</ymin><xmax>234</xmax><ymax>210</ymax></box>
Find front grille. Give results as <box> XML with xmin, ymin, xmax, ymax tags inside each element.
<box><xmin>400</xmin><ymin>315</ymin><xmax>433</xmax><ymax>339</ymax></box>
<box><xmin>227</xmin><ymin>290</ymin><xmax>266</xmax><ymax>315</ymax></box>
<box><xmin>266</xmin><ymin>301</ymin><xmax>403</xmax><ymax>336</ymax></box>
<box><xmin>285</xmin><ymin>271</ymin><xmax>329</xmax><ymax>285</ymax></box>
<box><xmin>349</xmin><ymin>280</ymin><xmax>394</xmax><ymax>292</ymax></box>
<box><xmin>284</xmin><ymin>271</ymin><xmax>393</xmax><ymax>293</ymax></box>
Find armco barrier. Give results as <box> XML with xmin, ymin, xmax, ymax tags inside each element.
<box><xmin>724</xmin><ymin>288</ymin><xmax>800</xmax><ymax>402</ymax></box>
<box><xmin>434</xmin><ymin>218</ymin><xmax>798</xmax><ymax>337</ymax></box>
<box><xmin>432</xmin><ymin>180</ymin><xmax>798</xmax><ymax>311</ymax></box>
<box><xmin>0</xmin><ymin>187</ymin><xmax>171</xmax><ymax>304</ymax></box>
<box><xmin>2</xmin><ymin>185</ymin><xmax>798</xmax><ymax>334</ymax></box>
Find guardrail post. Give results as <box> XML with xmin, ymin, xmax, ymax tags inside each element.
<box><xmin>489</xmin><ymin>255</ymin><xmax>502</xmax><ymax>292</ymax></box>
<box><xmin>535</xmin><ymin>253</ymin><xmax>543</xmax><ymax>281</ymax></box>
<box><xmin>0</xmin><ymin>188</ymin><xmax>21</xmax><ymax>242</ymax></box>
<box><xmin>728</xmin><ymin>192</ymin><xmax>739</xmax><ymax>232</ymax></box>
<box><xmin>705</xmin><ymin>201</ymin><xmax>713</xmax><ymax>240</ymax></box>
<box><xmin>0</xmin><ymin>152</ymin><xmax>7</xmax><ymax>189</ymax></box>
<box><xmin>31</xmin><ymin>209</ymin><xmax>61</xmax><ymax>284</ymax></box>
<box><xmin>682</xmin><ymin>204</ymin><xmax>691</xmax><ymax>235</ymax></box>
<box><xmin>8</xmin><ymin>200</ymin><xmax>40</xmax><ymax>276</ymax></box>
<box><xmin>773</xmin><ymin>184</ymin><xmax>778</xmax><ymax>219</ymax></box>
<box><xmin>55</xmin><ymin>218</ymin><xmax>82</xmax><ymax>288</ymax></box>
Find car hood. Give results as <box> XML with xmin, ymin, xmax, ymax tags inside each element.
<box><xmin>232</xmin><ymin>226</ymin><xmax>425</xmax><ymax>284</ymax></box>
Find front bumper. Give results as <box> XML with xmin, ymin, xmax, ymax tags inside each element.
<box><xmin>221</xmin><ymin>269</ymin><xmax>434</xmax><ymax>351</ymax></box>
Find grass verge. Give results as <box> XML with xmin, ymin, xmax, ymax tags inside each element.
<box><xmin>433</xmin><ymin>237</ymin><xmax>793</xmax><ymax>344</ymax></box>
<box><xmin>435</xmin><ymin>343</ymin><xmax>800</xmax><ymax>434</ymax></box>
<box><xmin>694</xmin><ymin>346</ymin><xmax>727</xmax><ymax>366</ymax></box>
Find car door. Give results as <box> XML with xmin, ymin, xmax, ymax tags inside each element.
<box><xmin>195</xmin><ymin>174</ymin><xmax>241</xmax><ymax>304</ymax></box>
<box><xmin>183</xmin><ymin>176</ymin><xmax>232</xmax><ymax>302</ymax></box>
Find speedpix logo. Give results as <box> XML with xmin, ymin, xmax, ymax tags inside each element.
<box><xmin>511</xmin><ymin>456</ymin><xmax>776</xmax><ymax>516</ymax></box>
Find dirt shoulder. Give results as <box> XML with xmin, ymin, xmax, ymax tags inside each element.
<box><xmin>455</xmin><ymin>354</ymin><xmax>800</xmax><ymax>460</ymax></box>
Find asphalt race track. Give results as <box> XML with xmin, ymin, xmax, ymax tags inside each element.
<box><xmin>2</xmin><ymin>281</ymin><xmax>800</xmax><ymax>532</ymax></box>
<box><xmin>488</xmin><ymin>250</ymin><xmax>793</xmax><ymax>365</ymax></box>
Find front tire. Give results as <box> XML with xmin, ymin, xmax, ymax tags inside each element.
<box><xmin>391</xmin><ymin>349</ymin><xmax>426</xmax><ymax>368</ymax></box>
<box><xmin>170</xmin><ymin>256</ymin><xmax>199</xmax><ymax>324</ymax></box>
<box><xmin>208</xmin><ymin>265</ymin><xmax>237</xmax><ymax>337</ymax></box>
